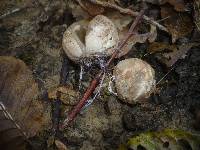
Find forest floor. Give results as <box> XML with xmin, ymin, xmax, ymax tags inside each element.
<box><xmin>0</xmin><ymin>0</ymin><xmax>200</xmax><ymax>150</ymax></box>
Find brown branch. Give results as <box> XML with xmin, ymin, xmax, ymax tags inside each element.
<box><xmin>60</xmin><ymin>9</ymin><xmax>145</xmax><ymax>129</ymax></box>
<box><xmin>88</xmin><ymin>0</ymin><xmax>168</xmax><ymax>32</ymax></box>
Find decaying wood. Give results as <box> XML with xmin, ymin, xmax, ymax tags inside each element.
<box><xmin>61</xmin><ymin>9</ymin><xmax>145</xmax><ymax>129</ymax></box>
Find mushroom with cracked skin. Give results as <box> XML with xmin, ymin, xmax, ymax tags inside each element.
<box><xmin>62</xmin><ymin>15</ymin><xmax>119</xmax><ymax>62</ymax></box>
<box><xmin>113</xmin><ymin>58</ymin><xmax>156</xmax><ymax>104</ymax></box>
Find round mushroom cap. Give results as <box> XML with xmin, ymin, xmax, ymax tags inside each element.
<box><xmin>62</xmin><ymin>15</ymin><xmax>119</xmax><ymax>62</ymax></box>
<box><xmin>113</xmin><ymin>58</ymin><xmax>155</xmax><ymax>104</ymax></box>
<box><xmin>85</xmin><ymin>15</ymin><xmax>119</xmax><ymax>56</ymax></box>
<box><xmin>62</xmin><ymin>20</ymin><xmax>88</xmax><ymax>62</ymax></box>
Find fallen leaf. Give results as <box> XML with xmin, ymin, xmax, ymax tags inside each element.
<box><xmin>55</xmin><ymin>140</ymin><xmax>68</xmax><ymax>150</ymax></box>
<box><xmin>0</xmin><ymin>102</ymin><xmax>27</xmax><ymax>150</ymax></box>
<box><xmin>161</xmin><ymin>5</ymin><xmax>193</xmax><ymax>43</ymax></box>
<box><xmin>67</xmin><ymin>0</ymin><xmax>90</xmax><ymax>20</ymax></box>
<box><xmin>117</xmin><ymin>24</ymin><xmax>157</xmax><ymax>57</ymax></box>
<box><xmin>148</xmin><ymin>42</ymin><xmax>200</xmax><ymax>67</ymax></box>
<box><xmin>194</xmin><ymin>0</ymin><xmax>200</xmax><ymax>31</ymax></box>
<box><xmin>76</xmin><ymin>0</ymin><xmax>105</xmax><ymax>16</ymax></box>
<box><xmin>0</xmin><ymin>56</ymin><xmax>51</xmax><ymax>137</ymax></box>
<box><xmin>106</xmin><ymin>11</ymin><xmax>133</xmax><ymax>31</ymax></box>
<box><xmin>143</xmin><ymin>0</ymin><xmax>188</xmax><ymax>11</ymax></box>
<box><xmin>106</xmin><ymin>10</ymin><xmax>157</xmax><ymax>58</ymax></box>
<box><xmin>48</xmin><ymin>86</ymin><xmax>80</xmax><ymax>105</ymax></box>
<box><xmin>148</xmin><ymin>42</ymin><xmax>177</xmax><ymax>54</ymax></box>
<box><xmin>148</xmin><ymin>24</ymin><xmax>157</xmax><ymax>43</ymax></box>
<box><xmin>165</xmin><ymin>0</ymin><xmax>188</xmax><ymax>12</ymax></box>
<box><xmin>162</xmin><ymin>43</ymin><xmax>200</xmax><ymax>67</ymax></box>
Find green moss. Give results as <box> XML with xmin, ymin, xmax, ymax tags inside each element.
<box><xmin>119</xmin><ymin>129</ymin><xmax>200</xmax><ymax>150</ymax></box>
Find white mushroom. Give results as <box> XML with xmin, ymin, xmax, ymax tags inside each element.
<box><xmin>85</xmin><ymin>15</ymin><xmax>119</xmax><ymax>56</ymax></box>
<box><xmin>62</xmin><ymin>20</ymin><xmax>88</xmax><ymax>62</ymax></box>
<box><xmin>62</xmin><ymin>15</ymin><xmax>119</xmax><ymax>62</ymax></box>
<box><xmin>113</xmin><ymin>58</ymin><xmax>155</xmax><ymax>104</ymax></box>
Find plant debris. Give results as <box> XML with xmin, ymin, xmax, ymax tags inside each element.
<box><xmin>48</xmin><ymin>86</ymin><xmax>80</xmax><ymax>105</ymax></box>
<box><xmin>76</xmin><ymin>0</ymin><xmax>105</xmax><ymax>16</ymax></box>
<box><xmin>55</xmin><ymin>140</ymin><xmax>68</xmax><ymax>150</ymax></box>
<box><xmin>143</xmin><ymin>0</ymin><xmax>189</xmax><ymax>12</ymax></box>
<box><xmin>0</xmin><ymin>56</ymin><xmax>51</xmax><ymax>137</ymax></box>
<box><xmin>119</xmin><ymin>129</ymin><xmax>200</xmax><ymax>150</ymax></box>
<box><xmin>161</xmin><ymin>5</ymin><xmax>193</xmax><ymax>43</ymax></box>
<box><xmin>194</xmin><ymin>0</ymin><xmax>200</xmax><ymax>31</ymax></box>
<box><xmin>1</xmin><ymin>0</ymin><xmax>200</xmax><ymax>149</ymax></box>
<box><xmin>149</xmin><ymin>42</ymin><xmax>200</xmax><ymax>67</ymax></box>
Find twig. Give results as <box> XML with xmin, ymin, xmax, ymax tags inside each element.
<box><xmin>81</xmin><ymin>72</ymin><xmax>106</xmax><ymax>112</ymax></box>
<box><xmin>0</xmin><ymin>8</ymin><xmax>24</xmax><ymax>20</ymax></box>
<box><xmin>156</xmin><ymin>66</ymin><xmax>175</xmax><ymax>85</ymax></box>
<box><xmin>89</xmin><ymin>0</ymin><xmax>168</xmax><ymax>32</ymax></box>
<box><xmin>60</xmin><ymin>9</ymin><xmax>145</xmax><ymax>129</ymax></box>
<box><xmin>0</xmin><ymin>102</ymin><xmax>28</xmax><ymax>139</ymax></box>
<box><xmin>0</xmin><ymin>0</ymin><xmax>47</xmax><ymax>20</ymax></box>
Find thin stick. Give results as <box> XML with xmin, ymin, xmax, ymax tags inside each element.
<box><xmin>0</xmin><ymin>102</ymin><xmax>28</xmax><ymax>139</ymax></box>
<box><xmin>61</xmin><ymin>9</ymin><xmax>145</xmax><ymax>129</ymax></box>
<box><xmin>0</xmin><ymin>8</ymin><xmax>23</xmax><ymax>20</ymax></box>
<box><xmin>89</xmin><ymin>0</ymin><xmax>168</xmax><ymax>32</ymax></box>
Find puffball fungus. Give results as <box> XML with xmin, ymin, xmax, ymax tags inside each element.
<box><xmin>113</xmin><ymin>58</ymin><xmax>155</xmax><ymax>104</ymax></box>
<box><xmin>62</xmin><ymin>15</ymin><xmax>119</xmax><ymax>62</ymax></box>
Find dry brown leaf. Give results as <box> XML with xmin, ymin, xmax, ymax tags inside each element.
<box><xmin>148</xmin><ymin>24</ymin><xmax>157</xmax><ymax>43</ymax></box>
<box><xmin>162</xmin><ymin>43</ymin><xmax>200</xmax><ymax>67</ymax></box>
<box><xmin>107</xmin><ymin>10</ymin><xmax>158</xmax><ymax>58</ymax></box>
<box><xmin>117</xmin><ymin>24</ymin><xmax>157</xmax><ymax>57</ymax></box>
<box><xmin>106</xmin><ymin>11</ymin><xmax>133</xmax><ymax>31</ymax></box>
<box><xmin>165</xmin><ymin>0</ymin><xmax>188</xmax><ymax>12</ymax></box>
<box><xmin>161</xmin><ymin>6</ymin><xmax>193</xmax><ymax>43</ymax></box>
<box><xmin>148</xmin><ymin>42</ymin><xmax>177</xmax><ymax>54</ymax></box>
<box><xmin>169</xmin><ymin>0</ymin><xmax>188</xmax><ymax>11</ymax></box>
<box><xmin>0</xmin><ymin>103</ymin><xmax>27</xmax><ymax>150</ymax></box>
<box><xmin>67</xmin><ymin>1</ymin><xmax>90</xmax><ymax>20</ymax></box>
<box><xmin>194</xmin><ymin>0</ymin><xmax>200</xmax><ymax>31</ymax></box>
<box><xmin>148</xmin><ymin>42</ymin><xmax>200</xmax><ymax>67</ymax></box>
<box><xmin>143</xmin><ymin>0</ymin><xmax>187</xmax><ymax>11</ymax></box>
<box><xmin>55</xmin><ymin>140</ymin><xmax>68</xmax><ymax>150</ymax></box>
<box><xmin>0</xmin><ymin>56</ymin><xmax>51</xmax><ymax>137</ymax></box>
<box><xmin>48</xmin><ymin>86</ymin><xmax>80</xmax><ymax>105</ymax></box>
<box><xmin>77</xmin><ymin>0</ymin><xmax>105</xmax><ymax>16</ymax></box>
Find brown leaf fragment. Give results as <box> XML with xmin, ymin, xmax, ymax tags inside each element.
<box><xmin>194</xmin><ymin>0</ymin><xmax>200</xmax><ymax>31</ymax></box>
<box><xmin>89</xmin><ymin>0</ymin><xmax>168</xmax><ymax>32</ymax></box>
<box><xmin>76</xmin><ymin>0</ymin><xmax>105</xmax><ymax>16</ymax></box>
<box><xmin>167</xmin><ymin>0</ymin><xmax>188</xmax><ymax>12</ymax></box>
<box><xmin>149</xmin><ymin>42</ymin><xmax>200</xmax><ymax>67</ymax></box>
<box><xmin>143</xmin><ymin>0</ymin><xmax>188</xmax><ymax>11</ymax></box>
<box><xmin>0</xmin><ymin>56</ymin><xmax>51</xmax><ymax>137</ymax></box>
<box><xmin>0</xmin><ymin>103</ymin><xmax>27</xmax><ymax>150</ymax></box>
<box><xmin>117</xmin><ymin>25</ymin><xmax>157</xmax><ymax>58</ymax></box>
<box><xmin>48</xmin><ymin>86</ymin><xmax>80</xmax><ymax>105</ymax></box>
<box><xmin>162</xmin><ymin>43</ymin><xmax>200</xmax><ymax>67</ymax></box>
<box><xmin>106</xmin><ymin>11</ymin><xmax>132</xmax><ymax>31</ymax></box>
<box><xmin>161</xmin><ymin>6</ymin><xmax>193</xmax><ymax>43</ymax></box>
<box><xmin>67</xmin><ymin>1</ymin><xmax>89</xmax><ymax>20</ymax></box>
<box><xmin>55</xmin><ymin>140</ymin><xmax>68</xmax><ymax>150</ymax></box>
<box><xmin>148</xmin><ymin>42</ymin><xmax>177</xmax><ymax>54</ymax></box>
